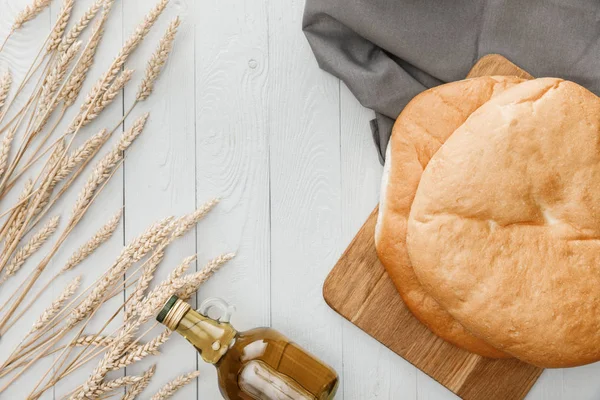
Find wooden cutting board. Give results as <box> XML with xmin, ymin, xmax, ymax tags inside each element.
<box><xmin>324</xmin><ymin>54</ymin><xmax>542</xmax><ymax>400</ymax></box>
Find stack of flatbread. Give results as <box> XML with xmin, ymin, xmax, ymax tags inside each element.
<box><xmin>375</xmin><ymin>76</ymin><xmax>600</xmax><ymax>368</ymax></box>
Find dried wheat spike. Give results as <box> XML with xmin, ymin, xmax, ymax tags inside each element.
<box><xmin>52</xmin><ymin>128</ymin><xmax>110</xmax><ymax>186</ymax></box>
<box><xmin>61</xmin><ymin>18</ymin><xmax>106</xmax><ymax>107</ymax></box>
<box><xmin>5</xmin><ymin>180</ymin><xmax>34</xmax><ymax>248</ymax></box>
<box><xmin>47</xmin><ymin>0</ymin><xmax>75</xmax><ymax>52</ymax></box>
<box><xmin>150</xmin><ymin>370</ymin><xmax>200</xmax><ymax>400</ymax></box>
<box><xmin>71</xmin><ymin>114</ymin><xmax>148</xmax><ymax>220</ymax></box>
<box><xmin>112</xmin><ymin>330</ymin><xmax>170</xmax><ymax>369</ymax></box>
<box><xmin>67</xmin><ymin>217</ymin><xmax>173</xmax><ymax>327</ymax></box>
<box><xmin>125</xmin><ymin>249</ymin><xmax>164</xmax><ymax>320</ymax></box>
<box><xmin>76</xmin><ymin>0</ymin><xmax>168</xmax><ymax>123</ymax></box>
<box><xmin>123</xmin><ymin>364</ymin><xmax>156</xmax><ymax>400</ymax></box>
<box><xmin>4</xmin><ymin>215</ymin><xmax>60</xmax><ymax>280</ymax></box>
<box><xmin>58</xmin><ymin>0</ymin><xmax>103</xmax><ymax>53</ymax></box>
<box><xmin>0</xmin><ymin>70</ymin><xmax>11</xmax><ymax>113</ymax></box>
<box><xmin>75</xmin><ymin>334</ymin><xmax>112</xmax><ymax>347</ymax></box>
<box><xmin>178</xmin><ymin>253</ymin><xmax>235</xmax><ymax>300</ymax></box>
<box><xmin>74</xmin><ymin>69</ymin><xmax>133</xmax><ymax>128</ymax></box>
<box><xmin>71</xmin><ymin>321</ymin><xmax>136</xmax><ymax>399</ymax></box>
<box><xmin>0</xmin><ymin>127</ymin><xmax>16</xmax><ymax>179</ymax></box>
<box><xmin>171</xmin><ymin>198</ymin><xmax>219</xmax><ymax>239</ymax></box>
<box><xmin>61</xmin><ymin>209</ymin><xmax>121</xmax><ymax>273</ymax></box>
<box><xmin>38</xmin><ymin>40</ymin><xmax>82</xmax><ymax>123</ymax></box>
<box><xmin>137</xmin><ymin>17</ymin><xmax>180</xmax><ymax>101</ymax></box>
<box><xmin>12</xmin><ymin>0</ymin><xmax>52</xmax><ymax>30</ymax></box>
<box><xmin>87</xmin><ymin>375</ymin><xmax>143</xmax><ymax>397</ymax></box>
<box><xmin>31</xmin><ymin>275</ymin><xmax>80</xmax><ymax>333</ymax></box>
<box><xmin>119</xmin><ymin>113</ymin><xmax>149</xmax><ymax>151</ymax></box>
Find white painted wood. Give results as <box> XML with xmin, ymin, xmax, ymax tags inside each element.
<box><xmin>1</xmin><ymin>0</ymin><xmax>600</xmax><ymax>399</ymax></box>
<box><xmin>121</xmin><ymin>0</ymin><xmax>199</xmax><ymax>398</ymax></box>
<box><xmin>193</xmin><ymin>0</ymin><xmax>270</xmax><ymax>397</ymax></box>
<box><xmin>340</xmin><ymin>82</ymin><xmax>420</xmax><ymax>400</ymax></box>
<box><xmin>267</xmin><ymin>2</ymin><xmax>345</xmax><ymax>400</ymax></box>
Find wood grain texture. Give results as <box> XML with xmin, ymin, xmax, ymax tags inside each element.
<box><xmin>340</xmin><ymin>82</ymin><xmax>420</xmax><ymax>399</ymax></box>
<box><xmin>324</xmin><ymin>55</ymin><xmax>543</xmax><ymax>400</ymax></box>
<box><xmin>122</xmin><ymin>0</ymin><xmax>198</xmax><ymax>398</ymax></box>
<box><xmin>267</xmin><ymin>0</ymin><xmax>345</xmax><ymax>394</ymax></box>
<box><xmin>194</xmin><ymin>0</ymin><xmax>271</xmax><ymax>396</ymax></box>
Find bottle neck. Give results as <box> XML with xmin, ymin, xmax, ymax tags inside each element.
<box><xmin>158</xmin><ymin>297</ymin><xmax>237</xmax><ymax>364</ymax></box>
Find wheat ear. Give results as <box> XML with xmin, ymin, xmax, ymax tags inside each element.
<box><xmin>75</xmin><ymin>335</ymin><xmax>112</xmax><ymax>347</ymax></box>
<box><xmin>178</xmin><ymin>253</ymin><xmax>235</xmax><ymax>300</ymax></box>
<box><xmin>150</xmin><ymin>371</ymin><xmax>200</xmax><ymax>400</ymax></box>
<box><xmin>88</xmin><ymin>375</ymin><xmax>143</xmax><ymax>397</ymax></box>
<box><xmin>58</xmin><ymin>0</ymin><xmax>103</xmax><ymax>54</ymax></box>
<box><xmin>123</xmin><ymin>364</ymin><xmax>156</xmax><ymax>400</ymax></box>
<box><xmin>137</xmin><ymin>17</ymin><xmax>180</xmax><ymax>101</ymax></box>
<box><xmin>0</xmin><ymin>71</ymin><xmax>11</xmax><ymax>112</ymax></box>
<box><xmin>72</xmin><ymin>69</ymin><xmax>134</xmax><ymax>130</ymax></box>
<box><xmin>12</xmin><ymin>0</ymin><xmax>52</xmax><ymax>30</ymax></box>
<box><xmin>61</xmin><ymin>209</ymin><xmax>122</xmax><ymax>273</ymax></box>
<box><xmin>77</xmin><ymin>0</ymin><xmax>169</xmax><ymax>121</ymax></box>
<box><xmin>61</xmin><ymin>16</ymin><xmax>107</xmax><ymax>107</ymax></box>
<box><xmin>47</xmin><ymin>0</ymin><xmax>75</xmax><ymax>52</ymax></box>
<box><xmin>0</xmin><ymin>128</ymin><xmax>16</xmax><ymax>179</ymax></box>
<box><xmin>124</xmin><ymin>249</ymin><xmax>164</xmax><ymax>320</ymax></box>
<box><xmin>71</xmin><ymin>113</ymin><xmax>148</xmax><ymax>220</ymax></box>
<box><xmin>4</xmin><ymin>215</ymin><xmax>60</xmax><ymax>280</ymax></box>
<box><xmin>53</xmin><ymin>128</ymin><xmax>110</xmax><ymax>186</ymax></box>
<box><xmin>66</xmin><ymin>216</ymin><xmax>174</xmax><ymax>327</ymax></box>
<box><xmin>31</xmin><ymin>276</ymin><xmax>80</xmax><ymax>333</ymax></box>
<box><xmin>38</xmin><ymin>41</ymin><xmax>82</xmax><ymax>124</ymax></box>
<box><xmin>111</xmin><ymin>330</ymin><xmax>170</xmax><ymax>370</ymax></box>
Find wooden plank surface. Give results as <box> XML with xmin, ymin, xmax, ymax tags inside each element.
<box><xmin>323</xmin><ymin>55</ymin><xmax>543</xmax><ymax>400</ymax></box>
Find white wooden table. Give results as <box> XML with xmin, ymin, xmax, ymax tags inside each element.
<box><xmin>1</xmin><ymin>0</ymin><xmax>600</xmax><ymax>399</ymax></box>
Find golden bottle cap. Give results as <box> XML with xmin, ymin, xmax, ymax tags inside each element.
<box><xmin>156</xmin><ymin>295</ymin><xmax>191</xmax><ymax>331</ymax></box>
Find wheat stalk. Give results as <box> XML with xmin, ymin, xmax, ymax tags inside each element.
<box><xmin>150</xmin><ymin>371</ymin><xmax>200</xmax><ymax>400</ymax></box>
<box><xmin>58</xmin><ymin>0</ymin><xmax>103</xmax><ymax>54</ymax></box>
<box><xmin>61</xmin><ymin>16</ymin><xmax>107</xmax><ymax>107</ymax></box>
<box><xmin>71</xmin><ymin>113</ymin><xmax>148</xmax><ymax>221</ymax></box>
<box><xmin>123</xmin><ymin>364</ymin><xmax>156</xmax><ymax>400</ymax></box>
<box><xmin>137</xmin><ymin>17</ymin><xmax>180</xmax><ymax>101</ymax></box>
<box><xmin>75</xmin><ymin>334</ymin><xmax>113</xmax><ymax>347</ymax></box>
<box><xmin>62</xmin><ymin>208</ymin><xmax>122</xmax><ymax>273</ymax></box>
<box><xmin>0</xmin><ymin>71</ymin><xmax>11</xmax><ymax>112</ymax></box>
<box><xmin>89</xmin><ymin>375</ymin><xmax>143</xmax><ymax>397</ymax></box>
<box><xmin>0</xmin><ymin>128</ymin><xmax>16</xmax><ymax>179</ymax></box>
<box><xmin>178</xmin><ymin>253</ymin><xmax>235</xmax><ymax>300</ymax></box>
<box><xmin>3</xmin><ymin>215</ymin><xmax>60</xmax><ymax>281</ymax></box>
<box><xmin>31</xmin><ymin>275</ymin><xmax>80</xmax><ymax>333</ymax></box>
<box><xmin>47</xmin><ymin>0</ymin><xmax>75</xmax><ymax>52</ymax></box>
<box><xmin>12</xmin><ymin>0</ymin><xmax>52</xmax><ymax>31</ymax></box>
<box><xmin>66</xmin><ymin>216</ymin><xmax>173</xmax><ymax>327</ymax></box>
<box><xmin>53</xmin><ymin>129</ymin><xmax>110</xmax><ymax>186</ymax></box>
<box><xmin>124</xmin><ymin>249</ymin><xmax>164</xmax><ymax>320</ymax></box>
<box><xmin>112</xmin><ymin>330</ymin><xmax>170</xmax><ymax>370</ymax></box>
<box><xmin>70</xmin><ymin>69</ymin><xmax>134</xmax><ymax>132</ymax></box>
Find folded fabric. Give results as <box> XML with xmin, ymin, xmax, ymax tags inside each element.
<box><xmin>303</xmin><ymin>0</ymin><xmax>600</xmax><ymax>163</ymax></box>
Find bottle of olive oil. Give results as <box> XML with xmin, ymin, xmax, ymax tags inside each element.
<box><xmin>157</xmin><ymin>295</ymin><xmax>339</xmax><ymax>400</ymax></box>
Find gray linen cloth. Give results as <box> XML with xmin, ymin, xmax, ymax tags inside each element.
<box><xmin>303</xmin><ymin>0</ymin><xmax>600</xmax><ymax>163</ymax></box>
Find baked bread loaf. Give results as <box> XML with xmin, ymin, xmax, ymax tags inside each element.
<box><xmin>407</xmin><ymin>78</ymin><xmax>600</xmax><ymax>367</ymax></box>
<box><xmin>376</xmin><ymin>75</ymin><xmax>523</xmax><ymax>358</ymax></box>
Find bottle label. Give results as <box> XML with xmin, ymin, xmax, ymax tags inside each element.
<box><xmin>239</xmin><ymin>360</ymin><xmax>317</xmax><ymax>400</ymax></box>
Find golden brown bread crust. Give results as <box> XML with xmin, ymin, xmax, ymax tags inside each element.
<box><xmin>407</xmin><ymin>78</ymin><xmax>600</xmax><ymax>368</ymax></box>
<box><xmin>376</xmin><ymin>76</ymin><xmax>523</xmax><ymax>358</ymax></box>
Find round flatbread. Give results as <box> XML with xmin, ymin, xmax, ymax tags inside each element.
<box><xmin>376</xmin><ymin>75</ymin><xmax>524</xmax><ymax>358</ymax></box>
<box><xmin>407</xmin><ymin>78</ymin><xmax>600</xmax><ymax>367</ymax></box>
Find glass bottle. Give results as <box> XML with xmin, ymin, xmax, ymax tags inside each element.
<box><xmin>157</xmin><ymin>295</ymin><xmax>339</xmax><ymax>400</ymax></box>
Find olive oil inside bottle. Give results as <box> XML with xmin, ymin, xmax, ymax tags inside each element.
<box><xmin>157</xmin><ymin>296</ymin><xmax>338</xmax><ymax>400</ymax></box>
